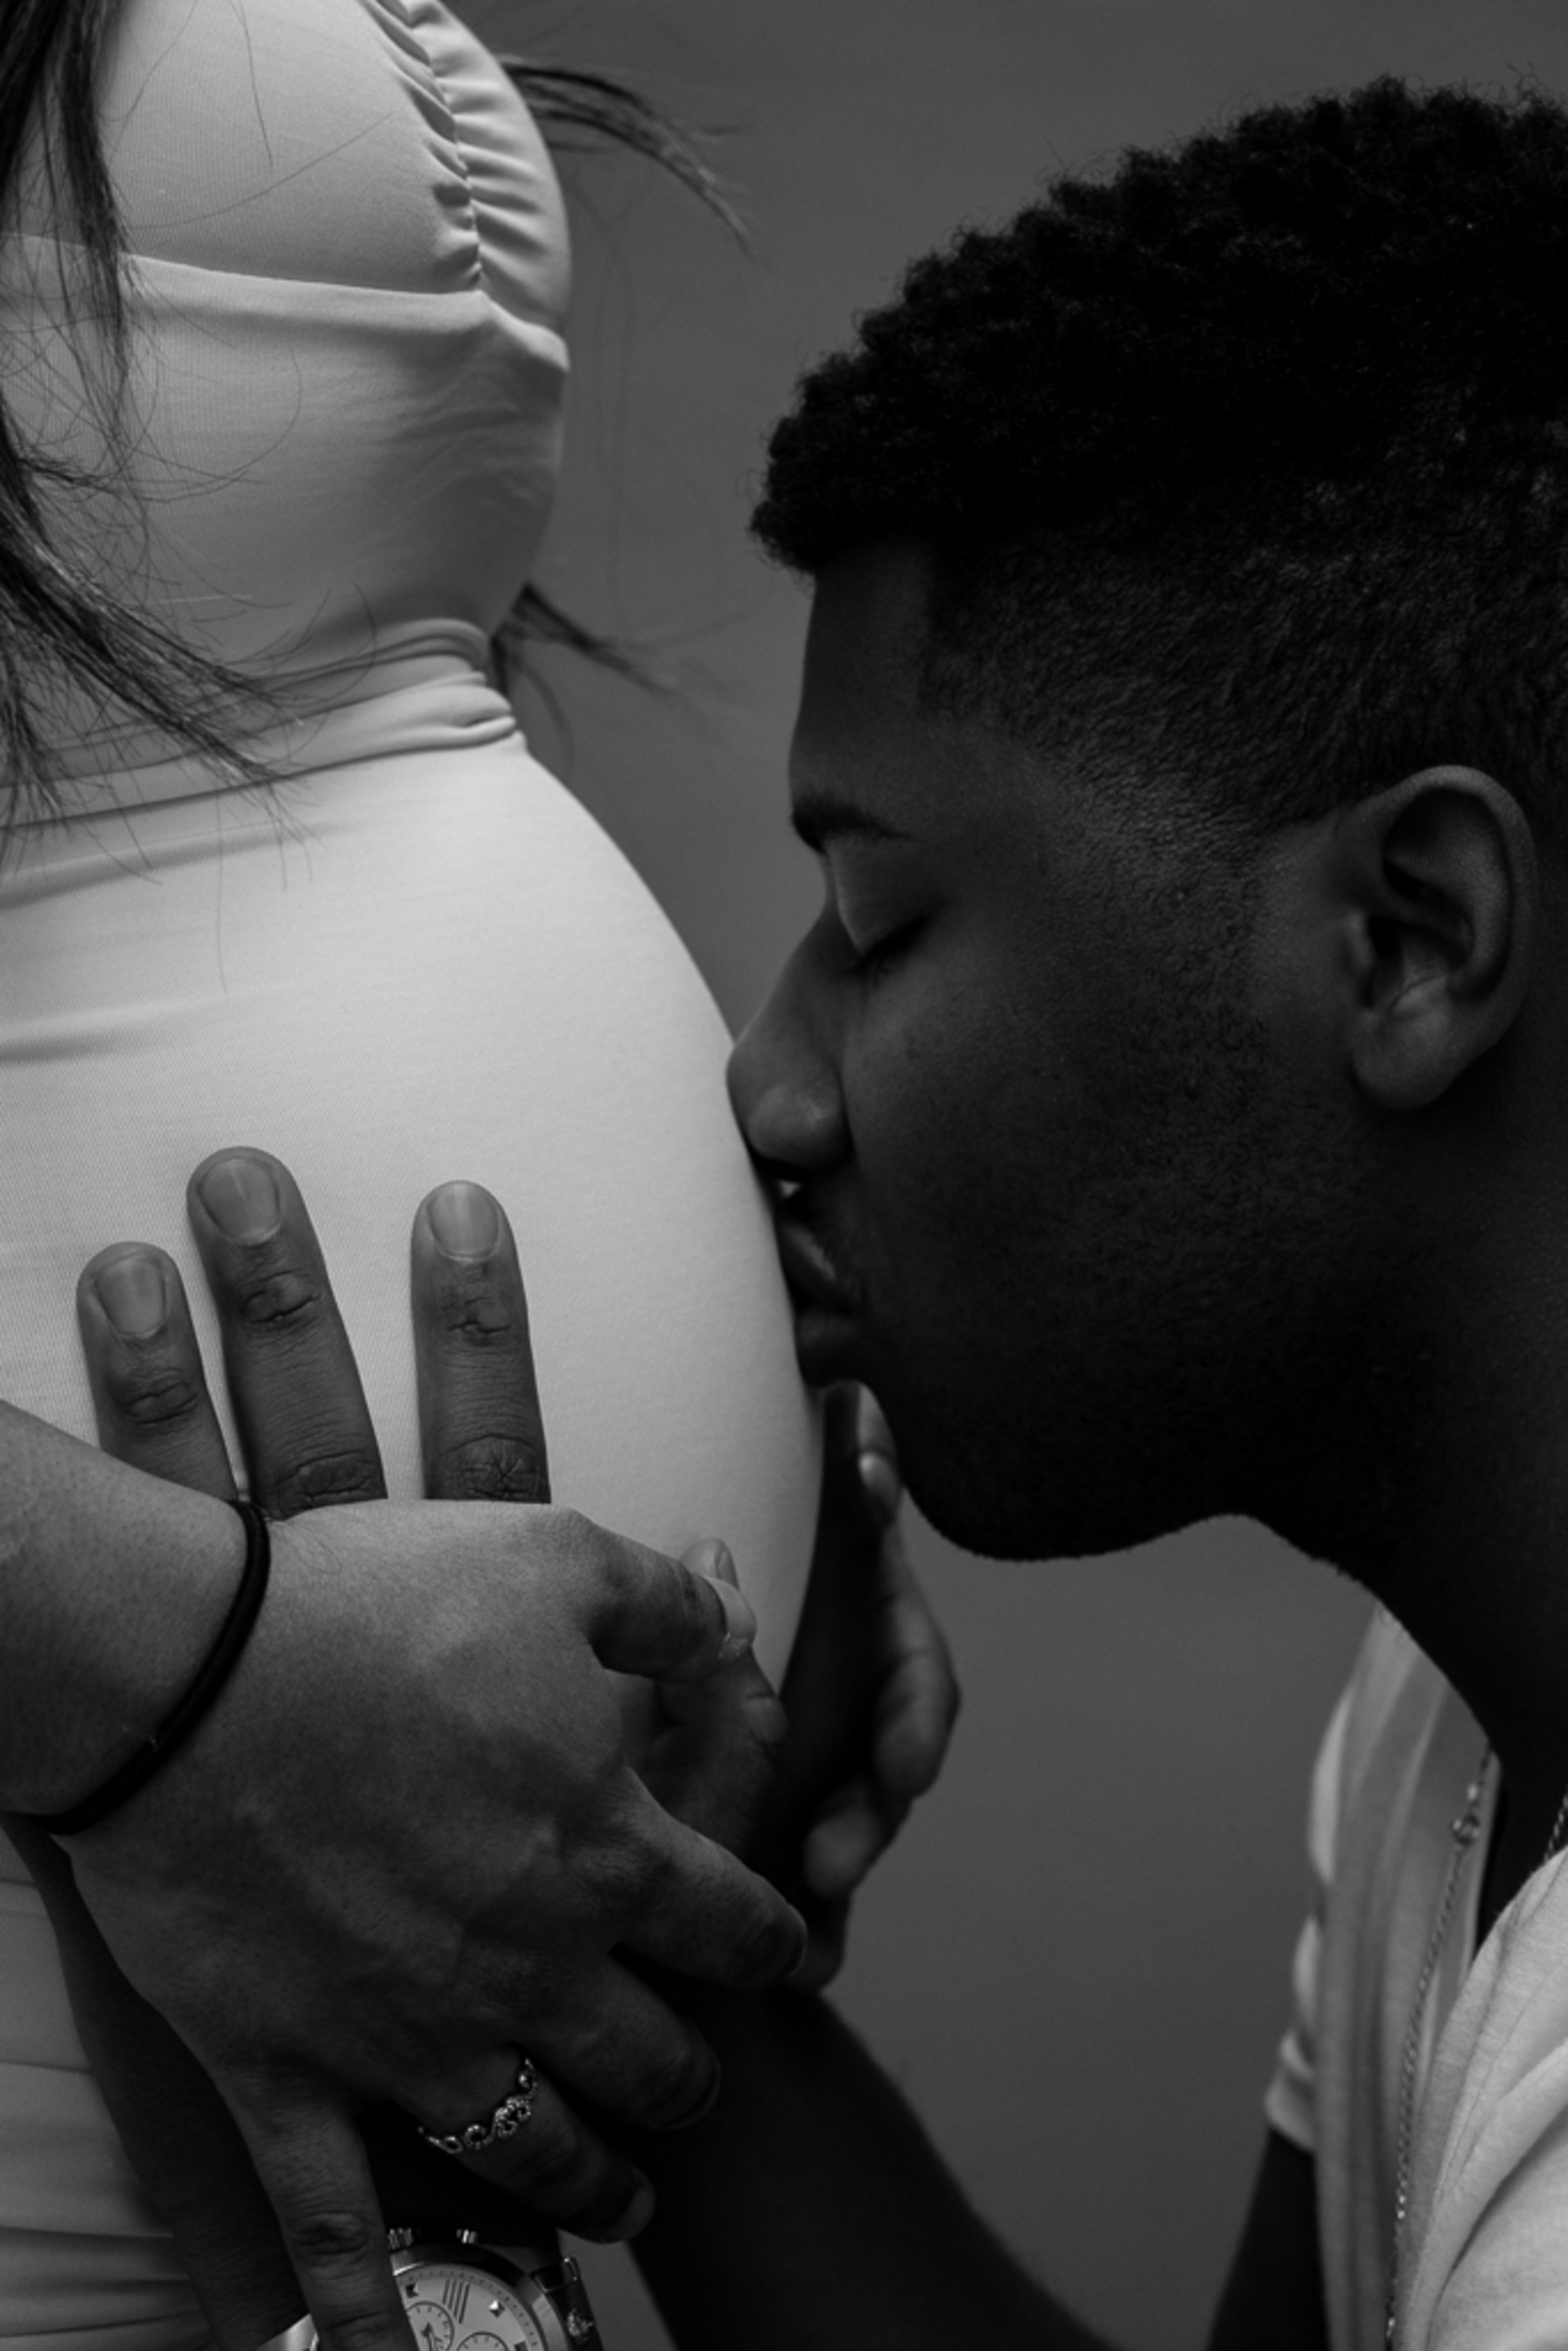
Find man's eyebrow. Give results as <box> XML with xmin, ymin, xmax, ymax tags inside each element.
<box><xmin>789</xmin><ymin>791</ymin><xmax>909</xmax><ymax>853</ymax></box>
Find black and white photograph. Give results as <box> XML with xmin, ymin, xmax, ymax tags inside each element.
<box><xmin>7</xmin><ymin>5</ymin><xmax>1568</xmax><ymax>2349</ymax></box>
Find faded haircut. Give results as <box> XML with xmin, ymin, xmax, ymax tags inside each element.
<box><xmin>753</xmin><ymin>80</ymin><xmax>1568</xmax><ymax>838</ymax></box>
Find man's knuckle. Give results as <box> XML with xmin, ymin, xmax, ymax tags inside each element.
<box><xmin>564</xmin><ymin>1820</ymin><xmax>653</xmax><ymax>1934</ymax></box>
<box><xmin>604</xmin><ymin>1549</ymin><xmax>647</xmax><ymax>1616</ymax></box>
<box><xmin>318</xmin><ymin>2307</ymin><xmax>402</xmax><ymax>2351</ymax></box>
<box><xmin>493</xmin><ymin>1953</ymin><xmax>554</xmax><ymax>2029</ymax></box>
<box><xmin>547</xmin><ymin>1507</ymin><xmax>616</xmax><ymax>1587</ymax></box>
<box><xmin>284</xmin><ymin>2201</ymin><xmax>383</xmax><ymax>2272</ymax></box>
<box><xmin>624</xmin><ymin>1830</ymin><xmax>681</xmax><ymax>1917</ymax></box>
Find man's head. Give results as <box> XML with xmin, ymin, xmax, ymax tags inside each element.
<box><xmin>731</xmin><ymin>81</ymin><xmax>1568</xmax><ymax>1570</ymax></box>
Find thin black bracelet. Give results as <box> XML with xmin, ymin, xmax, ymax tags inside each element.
<box><xmin>30</xmin><ymin>1498</ymin><xmax>272</xmax><ymax>1838</ymax></box>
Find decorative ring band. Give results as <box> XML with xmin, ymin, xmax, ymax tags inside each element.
<box><xmin>418</xmin><ymin>2056</ymin><xmax>539</xmax><ymax>2157</ymax></box>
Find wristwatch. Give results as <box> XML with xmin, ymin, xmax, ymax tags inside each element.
<box><xmin>389</xmin><ymin>2226</ymin><xmax>599</xmax><ymax>2351</ymax></box>
<box><xmin>262</xmin><ymin>2226</ymin><xmax>599</xmax><ymax>2351</ymax></box>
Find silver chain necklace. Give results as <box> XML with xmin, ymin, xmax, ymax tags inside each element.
<box><xmin>1384</xmin><ymin>1756</ymin><xmax>1568</xmax><ymax>2346</ymax></box>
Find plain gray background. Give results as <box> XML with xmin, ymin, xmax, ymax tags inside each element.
<box><xmin>466</xmin><ymin>4</ymin><xmax>1568</xmax><ymax>2343</ymax></box>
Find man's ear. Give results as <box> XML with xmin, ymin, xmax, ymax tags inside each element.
<box><xmin>1310</xmin><ymin>767</ymin><xmax>1538</xmax><ymax>1112</ymax></box>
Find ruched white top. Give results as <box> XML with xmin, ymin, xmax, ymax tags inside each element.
<box><xmin>0</xmin><ymin>4</ymin><xmax>817</xmax><ymax>2343</ymax></box>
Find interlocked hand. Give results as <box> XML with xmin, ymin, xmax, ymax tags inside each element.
<box><xmin>20</xmin><ymin>1152</ymin><xmax>804</xmax><ymax>2351</ymax></box>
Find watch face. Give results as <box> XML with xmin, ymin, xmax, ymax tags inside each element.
<box><xmin>398</xmin><ymin>2259</ymin><xmax>547</xmax><ymax>2351</ymax></box>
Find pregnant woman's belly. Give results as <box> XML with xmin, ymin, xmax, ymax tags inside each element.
<box><xmin>0</xmin><ymin>726</ymin><xmax>818</xmax><ymax>2349</ymax></box>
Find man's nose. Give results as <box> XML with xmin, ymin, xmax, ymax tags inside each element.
<box><xmin>728</xmin><ymin>976</ymin><xmax>846</xmax><ymax>1180</ymax></box>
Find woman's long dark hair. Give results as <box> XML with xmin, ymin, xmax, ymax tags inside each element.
<box><xmin>0</xmin><ymin>0</ymin><xmax>733</xmax><ymax>825</ymax></box>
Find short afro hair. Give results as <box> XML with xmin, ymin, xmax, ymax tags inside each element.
<box><xmin>753</xmin><ymin>80</ymin><xmax>1568</xmax><ymax>838</ymax></box>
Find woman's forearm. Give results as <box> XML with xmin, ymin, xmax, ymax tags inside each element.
<box><xmin>632</xmin><ymin>1988</ymin><xmax>1114</xmax><ymax>2351</ymax></box>
<box><xmin>0</xmin><ymin>1401</ymin><xmax>243</xmax><ymax>1813</ymax></box>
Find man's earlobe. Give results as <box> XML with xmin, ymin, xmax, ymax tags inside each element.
<box><xmin>1333</xmin><ymin>767</ymin><xmax>1537</xmax><ymax>1112</ymax></box>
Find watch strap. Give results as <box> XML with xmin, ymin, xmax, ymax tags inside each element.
<box><xmin>517</xmin><ymin>2249</ymin><xmax>598</xmax><ymax>2347</ymax></box>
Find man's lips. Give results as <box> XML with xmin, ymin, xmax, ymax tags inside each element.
<box><xmin>775</xmin><ymin>1208</ymin><xmax>862</xmax><ymax>1386</ymax></box>
<box><xmin>773</xmin><ymin>1206</ymin><xmax>856</xmax><ymax>1318</ymax></box>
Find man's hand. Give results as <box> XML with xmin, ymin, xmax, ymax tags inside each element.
<box><xmin>766</xmin><ymin>1385</ymin><xmax>958</xmax><ymax>1983</ymax></box>
<box><xmin>635</xmin><ymin>1384</ymin><xmax>960</xmax><ymax>1989</ymax></box>
<box><xmin>39</xmin><ymin>1151</ymin><xmax>804</xmax><ymax>2351</ymax></box>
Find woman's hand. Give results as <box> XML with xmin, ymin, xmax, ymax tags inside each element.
<box><xmin>29</xmin><ymin>1152</ymin><xmax>803</xmax><ymax>2351</ymax></box>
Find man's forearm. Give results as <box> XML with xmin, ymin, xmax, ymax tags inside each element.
<box><xmin>632</xmin><ymin>1988</ymin><xmax>1118</xmax><ymax>2351</ymax></box>
<box><xmin>0</xmin><ymin>1401</ymin><xmax>243</xmax><ymax>1813</ymax></box>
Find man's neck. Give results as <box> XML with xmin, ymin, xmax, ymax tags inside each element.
<box><xmin>1299</xmin><ymin>1281</ymin><xmax>1568</xmax><ymax>1894</ymax></box>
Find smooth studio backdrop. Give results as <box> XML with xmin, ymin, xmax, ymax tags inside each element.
<box><xmin>463</xmin><ymin>4</ymin><xmax>1568</xmax><ymax>2343</ymax></box>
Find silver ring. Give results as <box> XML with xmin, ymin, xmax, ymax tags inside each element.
<box><xmin>418</xmin><ymin>2055</ymin><xmax>539</xmax><ymax>2157</ymax></box>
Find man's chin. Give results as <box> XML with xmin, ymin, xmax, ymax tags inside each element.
<box><xmin>899</xmin><ymin>1451</ymin><xmax>1060</xmax><ymax>1561</ymax></box>
<box><xmin>788</xmin><ymin>1305</ymin><xmax>1183</xmax><ymax>1559</ymax></box>
<box><xmin>858</xmin><ymin>1382</ymin><xmax>1192</xmax><ymax>1564</ymax></box>
<box><xmin>793</xmin><ymin>1346</ymin><xmax>1060</xmax><ymax>1559</ymax></box>
<box><xmin>905</xmin><ymin>1445</ymin><xmax>1225</xmax><ymax>1564</ymax></box>
<box><xmin>788</xmin><ymin>1318</ymin><xmax>1038</xmax><ymax>1551</ymax></box>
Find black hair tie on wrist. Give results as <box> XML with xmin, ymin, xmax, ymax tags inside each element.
<box><xmin>31</xmin><ymin>1497</ymin><xmax>272</xmax><ymax>1838</ymax></box>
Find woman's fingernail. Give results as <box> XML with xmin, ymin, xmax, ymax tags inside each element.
<box><xmin>427</xmin><ymin>1181</ymin><xmax>500</xmax><ymax>1259</ymax></box>
<box><xmin>198</xmin><ymin>1156</ymin><xmax>281</xmax><ymax>1242</ymax></box>
<box><xmin>94</xmin><ymin>1252</ymin><xmax>167</xmax><ymax>1339</ymax></box>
